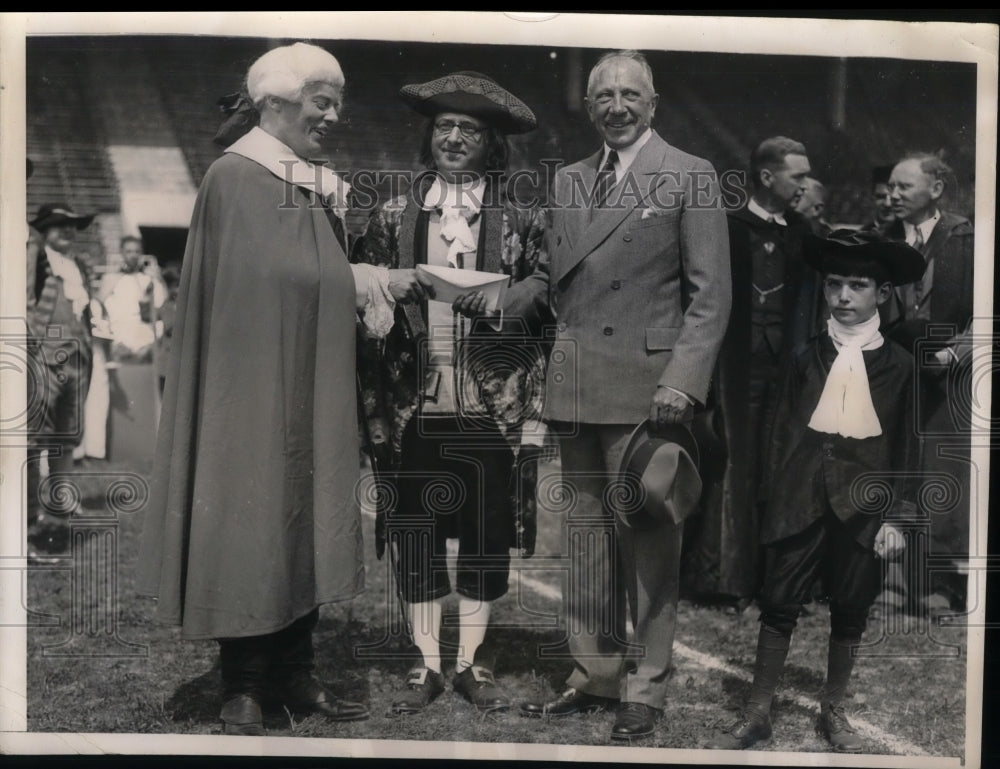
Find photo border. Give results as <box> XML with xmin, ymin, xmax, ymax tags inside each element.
<box><xmin>1</xmin><ymin>10</ymin><xmax>995</xmax><ymax>767</ymax></box>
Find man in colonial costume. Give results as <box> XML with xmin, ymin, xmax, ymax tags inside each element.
<box><xmin>354</xmin><ymin>71</ymin><xmax>548</xmax><ymax>714</ymax></box>
<box><xmin>25</xmin><ymin>202</ymin><xmax>100</xmax><ymax>559</ymax></box>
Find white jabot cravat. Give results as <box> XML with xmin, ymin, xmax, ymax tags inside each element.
<box><xmin>421</xmin><ymin>176</ymin><xmax>486</xmax><ymax>266</ymax></box>
<box><xmin>46</xmin><ymin>247</ymin><xmax>90</xmax><ymax>319</ymax></box>
<box><xmin>808</xmin><ymin>314</ymin><xmax>884</xmax><ymax>439</ymax></box>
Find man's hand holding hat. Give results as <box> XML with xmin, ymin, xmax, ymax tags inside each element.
<box><xmin>651</xmin><ymin>385</ymin><xmax>694</xmax><ymax>429</ymax></box>
<box><xmin>617</xmin><ymin>419</ymin><xmax>702</xmax><ymax>529</ymax></box>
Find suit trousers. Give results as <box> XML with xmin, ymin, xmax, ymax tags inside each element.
<box><xmin>555</xmin><ymin>422</ymin><xmax>684</xmax><ymax>709</ymax></box>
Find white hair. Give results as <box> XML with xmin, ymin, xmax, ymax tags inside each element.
<box><xmin>246</xmin><ymin>42</ymin><xmax>344</xmax><ymax>106</ymax></box>
<box><xmin>587</xmin><ymin>50</ymin><xmax>655</xmax><ymax>97</ymax></box>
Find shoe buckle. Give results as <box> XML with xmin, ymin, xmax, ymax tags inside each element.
<box><xmin>407</xmin><ymin>668</ymin><xmax>429</xmax><ymax>686</ymax></box>
<box><xmin>470</xmin><ymin>665</ymin><xmax>495</xmax><ymax>685</ymax></box>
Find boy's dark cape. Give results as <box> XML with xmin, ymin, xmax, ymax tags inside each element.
<box><xmin>761</xmin><ymin>333</ymin><xmax>919</xmax><ymax>550</ymax></box>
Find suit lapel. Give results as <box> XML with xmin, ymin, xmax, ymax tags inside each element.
<box><xmin>556</xmin><ymin>134</ymin><xmax>669</xmax><ymax>283</ymax></box>
<box><xmin>922</xmin><ymin>211</ymin><xmax>954</xmax><ymax>262</ymax></box>
<box><xmin>559</xmin><ymin>150</ymin><xmax>599</xmax><ymax>253</ymax></box>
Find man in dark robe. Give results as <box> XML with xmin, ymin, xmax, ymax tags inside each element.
<box><xmin>683</xmin><ymin>136</ymin><xmax>820</xmax><ymax>605</ymax></box>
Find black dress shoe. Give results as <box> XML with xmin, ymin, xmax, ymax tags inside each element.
<box><xmin>220</xmin><ymin>693</ymin><xmax>265</xmax><ymax>736</ymax></box>
<box><xmin>610</xmin><ymin>701</ymin><xmax>660</xmax><ymax>740</ymax></box>
<box><xmin>705</xmin><ymin>709</ymin><xmax>772</xmax><ymax>750</ymax></box>
<box><xmin>519</xmin><ymin>687</ymin><xmax>617</xmax><ymax>718</ymax></box>
<box><xmin>453</xmin><ymin>664</ymin><xmax>510</xmax><ymax>712</ymax></box>
<box><xmin>272</xmin><ymin>673</ymin><xmax>369</xmax><ymax>721</ymax></box>
<box><xmin>391</xmin><ymin>666</ymin><xmax>446</xmax><ymax>714</ymax></box>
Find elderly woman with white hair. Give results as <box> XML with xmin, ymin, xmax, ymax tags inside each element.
<box><xmin>137</xmin><ymin>42</ymin><xmax>430</xmax><ymax>736</ymax></box>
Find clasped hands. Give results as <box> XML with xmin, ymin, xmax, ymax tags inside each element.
<box><xmin>387</xmin><ymin>269</ymin><xmax>434</xmax><ymax>304</ymax></box>
<box><xmin>385</xmin><ymin>282</ymin><xmax>697</xmax><ymax>427</ymax></box>
<box><xmin>386</xmin><ymin>271</ymin><xmax>493</xmax><ymax>319</ymax></box>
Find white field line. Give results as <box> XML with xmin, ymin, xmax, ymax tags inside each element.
<box><xmin>362</xmin><ymin>501</ymin><xmax>930</xmax><ymax>756</ymax></box>
<box><xmin>512</xmin><ymin>570</ymin><xmax>930</xmax><ymax>758</ymax></box>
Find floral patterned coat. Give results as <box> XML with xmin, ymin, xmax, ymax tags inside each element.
<box><xmin>352</xmin><ymin>181</ymin><xmax>549</xmax><ymax>555</ymax></box>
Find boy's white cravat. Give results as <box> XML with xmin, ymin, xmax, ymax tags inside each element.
<box><xmin>808</xmin><ymin>314</ymin><xmax>884</xmax><ymax>439</ymax></box>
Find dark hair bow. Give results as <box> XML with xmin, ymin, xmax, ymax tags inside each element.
<box><xmin>213</xmin><ymin>90</ymin><xmax>259</xmax><ymax>148</ymax></box>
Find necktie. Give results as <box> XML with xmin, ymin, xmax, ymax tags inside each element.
<box><xmin>898</xmin><ymin>226</ymin><xmax>928</xmax><ymax>318</ymax></box>
<box><xmin>593</xmin><ymin>150</ymin><xmax>618</xmax><ymax>209</ymax></box>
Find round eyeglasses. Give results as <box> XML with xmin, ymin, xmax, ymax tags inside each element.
<box><xmin>434</xmin><ymin>119</ymin><xmax>486</xmax><ymax>141</ymax></box>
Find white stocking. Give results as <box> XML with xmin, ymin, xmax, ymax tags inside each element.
<box><xmin>407</xmin><ymin>598</ymin><xmax>444</xmax><ymax>673</ymax></box>
<box><xmin>456</xmin><ymin>597</ymin><xmax>492</xmax><ymax>673</ymax></box>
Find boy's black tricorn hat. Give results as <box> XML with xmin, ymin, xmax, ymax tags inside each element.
<box><xmin>804</xmin><ymin>228</ymin><xmax>926</xmax><ymax>286</ymax></box>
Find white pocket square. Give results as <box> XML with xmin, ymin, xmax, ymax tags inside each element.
<box><xmin>641</xmin><ymin>207</ymin><xmax>666</xmax><ymax>220</ymax></box>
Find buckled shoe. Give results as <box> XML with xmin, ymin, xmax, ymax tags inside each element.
<box><xmin>391</xmin><ymin>666</ymin><xmax>446</xmax><ymax>714</ymax></box>
<box><xmin>453</xmin><ymin>664</ymin><xmax>510</xmax><ymax>712</ymax></box>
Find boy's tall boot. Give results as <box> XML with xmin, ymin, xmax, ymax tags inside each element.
<box><xmin>818</xmin><ymin>635</ymin><xmax>864</xmax><ymax>753</ymax></box>
<box><xmin>707</xmin><ymin>623</ymin><xmax>789</xmax><ymax>749</ymax></box>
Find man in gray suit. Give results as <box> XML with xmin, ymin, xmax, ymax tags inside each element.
<box><xmin>509</xmin><ymin>50</ymin><xmax>731</xmax><ymax>740</ymax></box>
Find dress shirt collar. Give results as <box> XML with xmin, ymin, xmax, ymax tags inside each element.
<box><xmin>600</xmin><ymin>128</ymin><xmax>653</xmax><ymax>183</ymax></box>
<box><xmin>902</xmin><ymin>209</ymin><xmax>941</xmax><ymax>248</ymax></box>
<box><xmin>748</xmin><ymin>196</ymin><xmax>787</xmax><ymax>226</ymax></box>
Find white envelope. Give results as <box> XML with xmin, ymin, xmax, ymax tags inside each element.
<box><xmin>416</xmin><ymin>264</ymin><xmax>510</xmax><ymax>312</ymax></box>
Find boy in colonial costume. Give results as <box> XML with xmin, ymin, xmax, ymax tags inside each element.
<box><xmin>708</xmin><ymin>230</ymin><xmax>924</xmax><ymax>753</ymax></box>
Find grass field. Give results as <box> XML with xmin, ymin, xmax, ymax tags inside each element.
<box><xmin>22</xmin><ymin>457</ymin><xmax>972</xmax><ymax>761</ymax></box>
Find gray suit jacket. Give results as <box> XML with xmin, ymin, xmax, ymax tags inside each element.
<box><xmin>505</xmin><ymin>131</ymin><xmax>731</xmax><ymax>424</ymax></box>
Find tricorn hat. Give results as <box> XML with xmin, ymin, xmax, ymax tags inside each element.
<box><xmin>30</xmin><ymin>203</ymin><xmax>94</xmax><ymax>232</ymax></box>
<box><xmin>399</xmin><ymin>71</ymin><xmax>537</xmax><ymax>134</ymax></box>
<box><xmin>804</xmin><ymin>228</ymin><xmax>926</xmax><ymax>287</ymax></box>
<box><xmin>616</xmin><ymin>420</ymin><xmax>702</xmax><ymax>530</ymax></box>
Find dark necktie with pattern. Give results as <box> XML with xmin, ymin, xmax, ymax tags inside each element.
<box><xmin>593</xmin><ymin>150</ymin><xmax>619</xmax><ymax>209</ymax></box>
